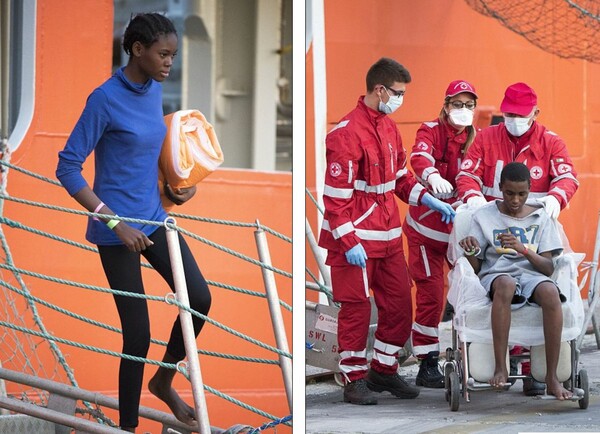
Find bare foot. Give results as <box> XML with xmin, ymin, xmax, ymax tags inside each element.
<box><xmin>546</xmin><ymin>377</ymin><xmax>573</xmax><ymax>400</ymax></box>
<box><xmin>149</xmin><ymin>376</ymin><xmax>197</xmax><ymax>426</ymax></box>
<box><xmin>489</xmin><ymin>368</ymin><xmax>508</xmax><ymax>388</ymax></box>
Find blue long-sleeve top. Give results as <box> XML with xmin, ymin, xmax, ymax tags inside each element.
<box><xmin>56</xmin><ymin>67</ymin><xmax>168</xmax><ymax>245</ymax></box>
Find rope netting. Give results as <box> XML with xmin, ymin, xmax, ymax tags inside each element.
<box><xmin>0</xmin><ymin>159</ymin><xmax>292</xmax><ymax>432</ymax></box>
<box><xmin>464</xmin><ymin>0</ymin><xmax>600</xmax><ymax>62</ymax></box>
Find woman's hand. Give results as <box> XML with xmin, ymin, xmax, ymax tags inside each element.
<box><xmin>164</xmin><ymin>184</ymin><xmax>197</xmax><ymax>205</ymax></box>
<box><xmin>113</xmin><ymin>223</ymin><xmax>154</xmax><ymax>252</ymax></box>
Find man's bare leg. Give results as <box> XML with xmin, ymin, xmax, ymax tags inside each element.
<box><xmin>489</xmin><ymin>277</ymin><xmax>515</xmax><ymax>388</ymax></box>
<box><xmin>533</xmin><ymin>283</ymin><xmax>573</xmax><ymax>400</ymax></box>
<box><xmin>148</xmin><ymin>352</ymin><xmax>197</xmax><ymax>426</ymax></box>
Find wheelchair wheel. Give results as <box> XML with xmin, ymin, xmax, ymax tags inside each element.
<box><xmin>444</xmin><ymin>363</ymin><xmax>454</xmax><ymax>402</ymax></box>
<box><xmin>334</xmin><ymin>373</ymin><xmax>344</xmax><ymax>387</ymax></box>
<box><xmin>448</xmin><ymin>371</ymin><xmax>460</xmax><ymax>411</ymax></box>
<box><xmin>578</xmin><ymin>369</ymin><xmax>589</xmax><ymax>410</ymax></box>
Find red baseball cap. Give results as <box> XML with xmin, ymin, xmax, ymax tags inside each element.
<box><xmin>500</xmin><ymin>82</ymin><xmax>537</xmax><ymax>116</ymax></box>
<box><xmin>445</xmin><ymin>80</ymin><xmax>478</xmax><ymax>99</ymax></box>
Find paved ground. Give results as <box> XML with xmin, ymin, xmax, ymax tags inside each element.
<box><xmin>306</xmin><ymin>319</ymin><xmax>600</xmax><ymax>434</ymax></box>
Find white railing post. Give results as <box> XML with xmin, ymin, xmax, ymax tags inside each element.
<box><xmin>0</xmin><ymin>361</ymin><xmax>7</xmax><ymax>415</ymax></box>
<box><xmin>305</xmin><ymin>217</ymin><xmax>331</xmax><ymax>288</ymax></box>
<box><xmin>164</xmin><ymin>217</ymin><xmax>211</xmax><ymax>434</ymax></box>
<box><xmin>254</xmin><ymin>221</ymin><xmax>293</xmax><ymax>412</ymax></box>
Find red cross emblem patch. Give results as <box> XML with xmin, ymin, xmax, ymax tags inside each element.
<box><xmin>530</xmin><ymin>166</ymin><xmax>543</xmax><ymax>180</ymax></box>
<box><xmin>558</xmin><ymin>163</ymin><xmax>571</xmax><ymax>174</ymax></box>
<box><xmin>460</xmin><ymin>159</ymin><xmax>473</xmax><ymax>170</ymax></box>
<box><xmin>329</xmin><ymin>162</ymin><xmax>342</xmax><ymax>177</ymax></box>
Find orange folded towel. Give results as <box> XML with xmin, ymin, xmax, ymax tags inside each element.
<box><xmin>159</xmin><ymin>110</ymin><xmax>224</xmax><ymax>210</ymax></box>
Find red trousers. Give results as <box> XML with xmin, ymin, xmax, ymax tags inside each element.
<box><xmin>331</xmin><ymin>249</ymin><xmax>413</xmax><ymax>382</ymax></box>
<box><xmin>404</xmin><ymin>223</ymin><xmax>450</xmax><ymax>359</ymax></box>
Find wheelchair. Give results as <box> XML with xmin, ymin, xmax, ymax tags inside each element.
<box><xmin>442</xmin><ymin>205</ymin><xmax>589</xmax><ymax>411</ymax></box>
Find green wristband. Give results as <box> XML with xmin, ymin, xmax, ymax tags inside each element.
<box><xmin>106</xmin><ymin>218</ymin><xmax>121</xmax><ymax>230</ymax></box>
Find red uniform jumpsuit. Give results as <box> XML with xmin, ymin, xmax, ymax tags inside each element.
<box><xmin>456</xmin><ymin>121</ymin><xmax>578</xmax><ymax>376</ymax></box>
<box><xmin>456</xmin><ymin>122</ymin><xmax>578</xmax><ymax>207</ymax></box>
<box><xmin>402</xmin><ymin>119</ymin><xmax>467</xmax><ymax>358</ymax></box>
<box><xmin>318</xmin><ymin>97</ymin><xmax>426</xmax><ymax>382</ymax></box>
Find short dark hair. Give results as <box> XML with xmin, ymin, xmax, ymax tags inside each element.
<box><xmin>122</xmin><ymin>13</ymin><xmax>177</xmax><ymax>56</ymax></box>
<box><xmin>500</xmin><ymin>162</ymin><xmax>531</xmax><ymax>186</ymax></box>
<box><xmin>366</xmin><ymin>58</ymin><xmax>411</xmax><ymax>92</ymax></box>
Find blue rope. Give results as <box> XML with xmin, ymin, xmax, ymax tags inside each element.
<box><xmin>248</xmin><ymin>415</ymin><xmax>292</xmax><ymax>433</ymax></box>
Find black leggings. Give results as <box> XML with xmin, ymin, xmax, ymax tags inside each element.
<box><xmin>98</xmin><ymin>226</ymin><xmax>211</xmax><ymax>428</ymax></box>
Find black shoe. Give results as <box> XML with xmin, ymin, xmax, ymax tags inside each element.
<box><xmin>441</xmin><ymin>302</ymin><xmax>454</xmax><ymax>322</ymax></box>
<box><xmin>343</xmin><ymin>378</ymin><xmax>378</xmax><ymax>405</ymax></box>
<box><xmin>416</xmin><ymin>351</ymin><xmax>445</xmax><ymax>388</ymax></box>
<box><xmin>366</xmin><ymin>369</ymin><xmax>420</xmax><ymax>399</ymax></box>
<box><xmin>523</xmin><ymin>378</ymin><xmax>545</xmax><ymax>396</ymax></box>
<box><xmin>507</xmin><ymin>357</ymin><xmax>518</xmax><ymax>387</ymax></box>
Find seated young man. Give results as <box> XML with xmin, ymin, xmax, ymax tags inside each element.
<box><xmin>458</xmin><ymin>162</ymin><xmax>572</xmax><ymax>400</ymax></box>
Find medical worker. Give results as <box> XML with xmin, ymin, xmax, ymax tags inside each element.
<box><xmin>456</xmin><ymin>82</ymin><xmax>579</xmax><ymax>396</ymax></box>
<box><xmin>318</xmin><ymin>58</ymin><xmax>455</xmax><ymax>405</ymax></box>
<box><xmin>403</xmin><ymin>80</ymin><xmax>479</xmax><ymax>388</ymax></box>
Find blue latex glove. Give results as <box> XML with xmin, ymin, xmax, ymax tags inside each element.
<box><xmin>345</xmin><ymin>243</ymin><xmax>368</xmax><ymax>268</ymax></box>
<box><xmin>421</xmin><ymin>193</ymin><xmax>456</xmax><ymax>224</ymax></box>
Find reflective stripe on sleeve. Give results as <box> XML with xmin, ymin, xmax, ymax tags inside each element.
<box><xmin>395</xmin><ymin>168</ymin><xmax>408</xmax><ymax>179</ymax></box>
<box><xmin>551</xmin><ymin>172</ymin><xmax>579</xmax><ymax>185</ymax></box>
<box><xmin>549</xmin><ymin>186</ymin><xmax>568</xmax><ymax>203</ymax></box>
<box><xmin>328</xmin><ymin>119</ymin><xmax>349</xmax><ymax>134</ymax></box>
<box><xmin>411</xmin><ymin>152</ymin><xmax>436</xmax><ymax>165</ymax></box>
<box><xmin>323</xmin><ymin>184</ymin><xmax>353</xmax><ymax>199</ymax></box>
<box><xmin>405</xmin><ymin>213</ymin><xmax>450</xmax><ymax>243</ymax></box>
<box><xmin>408</xmin><ymin>183</ymin><xmax>426</xmax><ymax>206</ymax></box>
<box><xmin>422</xmin><ymin>166</ymin><xmax>438</xmax><ymax>180</ymax></box>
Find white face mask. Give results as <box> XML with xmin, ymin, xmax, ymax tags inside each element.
<box><xmin>504</xmin><ymin>116</ymin><xmax>532</xmax><ymax>137</ymax></box>
<box><xmin>378</xmin><ymin>89</ymin><xmax>403</xmax><ymax>114</ymax></box>
<box><xmin>448</xmin><ymin>107</ymin><xmax>474</xmax><ymax>127</ymax></box>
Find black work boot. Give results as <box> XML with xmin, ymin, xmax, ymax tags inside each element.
<box><xmin>507</xmin><ymin>357</ymin><xmax>518</xmax><ymax>387</ymax></box>
<box><xmin>343</xmin><ymin>378</ymin><xmax>378</xmax><ymax>405</ymax></box>
<box><xmin>416</xmin><ymin>351</ymin><xmax>445</xmax><ymax>388</ymax></box>
<box><xmin>522</xmin><ymin>378</ymin><xmax>546</xmax><ymax>396</ymax></box>
<box><xmin>366</xmin><ymin>369</ymin><xmax>420</xmax><ymax>399</ymax></box>
<box><xmin>441</xmin><ymin>302</ymin><xmax>454</xmax><ymax>322</ymax></box>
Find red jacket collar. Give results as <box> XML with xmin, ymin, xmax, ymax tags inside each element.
<box><xmin>505</xmin><ymin>121</ymin><xmax>544</xmax><ymax>159</ymax></box>
<box><xmin>357</xmin><ymin>96</ymin><xmax>387</xmax><ymax>121</ymax></box>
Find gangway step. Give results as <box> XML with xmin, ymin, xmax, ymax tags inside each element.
<box><xmin>0</xmin><ymin>367</ymin><xmax>253</xmax><ymax>433</ymax></box>
<box><xmin>0</xmin><ymin>396</ymin><xmax>123</xmax><ymax>433</ymax></box>
<box><xmin>0</xmin><ymin>413</ymin><xmax>55</xmax><ymax>434</ymax></box>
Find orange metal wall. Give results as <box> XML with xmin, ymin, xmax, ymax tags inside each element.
<box><xmin>306</xmin><ymin>0</ymin><xmax>600</xmax><ymax>302</ymax></box>
<box><xmin>4</xmin><ymin>1</ymin><xmax>291</xmax><ymax>431</ymax></box>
